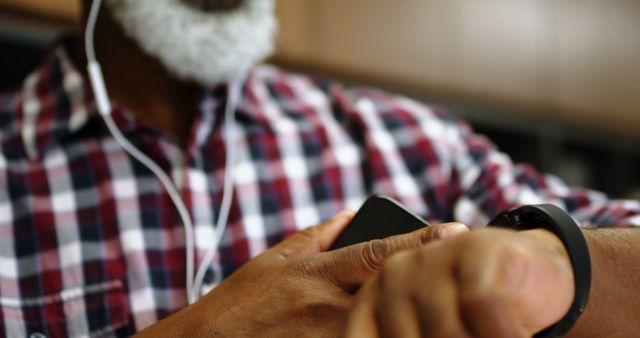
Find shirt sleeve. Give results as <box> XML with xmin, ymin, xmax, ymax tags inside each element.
<box><xmin>337</xmin><ymin>83</ymin><xmax>640</xmax><ymax>229</ymax></box>
<box><xmin>445</xmin><ymin>108</ymin><xmax>640</xmax><ymax>229</ymax></box>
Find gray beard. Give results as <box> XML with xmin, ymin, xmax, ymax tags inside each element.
<box><xmin>105</xmin><ymin>0</ymin><xmax>277</xmax><ymax>85</ymax></box>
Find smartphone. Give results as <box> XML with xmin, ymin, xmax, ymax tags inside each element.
<box><xmin>329</xmin><ymin>195</ymin><xmax>431</xmax><ymax>250</ymax></box>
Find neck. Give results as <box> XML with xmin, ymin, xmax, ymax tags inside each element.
<box><xmin>74</xmin><ymin>5</ymin><xmax>201</xmax><ymax>144</ymax></box>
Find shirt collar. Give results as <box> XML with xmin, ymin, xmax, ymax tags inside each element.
<box><xmin>18</xmin><ymin>46</ymin><xmax>98</xmax><ymax>159</ymax></box>
<box><xmin>17</xmin><ymin>44</ymin><xmax>246</xmax><ymax>159</ymax></box>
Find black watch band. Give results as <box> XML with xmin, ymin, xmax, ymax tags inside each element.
<box><xmin>489</xmin><ymin>204</ymin><xmax>591</xmax><ymax>338</ymax></box>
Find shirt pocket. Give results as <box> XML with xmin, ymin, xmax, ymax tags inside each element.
<box><xmin>1</xmin><ymin>279</ymin><xmax>130</xmax><ymax>338</ymax></box>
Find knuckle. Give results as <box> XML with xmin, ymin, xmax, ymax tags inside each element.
<box><xmin>425</xmin><ymin>222</ymin><xmax>454</xmax><ymax>241</ymax></box>
<box><xmin>498</xmin><ymin>244</ymin><xmax>528</xmax><ymax>269</ymax></box>
<box><xmin>459</xmin><ymin>270</ymin><xmax>500</xmax><ymax>308</ymax></box>
<box><xmin>288</xmin><ymin>287</ymin><xmax>350</xmax><ymax>318</ymax></box>
<box><xmin>299</xmin><ymin>225</ymin><xmax>321</xmax><ymax>240</ymax></box>
<box><xmin>497</xmin><ymin>245</ymin><xmax>534</xmax><ymax>291</ymax></box>
<box><xmin>291</xmin><ymin>258</ymin><xmax>318</xmax><ymax>279</ymax></box>
<box><xmin>408</xmin><ymin>225</ymin><xmax>438</xmax><ymax>245</ymax></box>
<box><xmin>359</xmin><ymin>239</ymin><xmax>388</xmax><ymax>273</ymax></box>
<box><xmin>303</xmin><ymin>297</ymin><xmax>350</xmax><ymax>316</ymax></box>
<box><xmin>460</xmin><ymin>285</ymin><xmax>502</xmax><ymax>312</ymax></box>
<box><xmin>424</xmin><ymin>225</ymin><xmax>441</xmax><ymax>242</ymax></box>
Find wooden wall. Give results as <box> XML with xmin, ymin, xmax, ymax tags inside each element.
<box><xmin>1</xmin><ymin>0</ymin><xmax>638</xmax><ymax>135</ymax></box>
<box><xmin>275</xmin><ymin>0</ymin><xmax>640</xmax><ymax>135</ymax></box>
<box><xmin>0</xmin><ymin>0</ymin><xmax>79</xmax><ymax>20</ymax></box>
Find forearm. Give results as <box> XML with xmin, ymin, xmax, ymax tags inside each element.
<box><xmin>566</xmin><ymin>228</ymin><xmax>640</xmax><ymax>338</ymax></box>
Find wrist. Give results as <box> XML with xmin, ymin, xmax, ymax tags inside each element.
<box><xmin>524</xmin><ymin>228</ymin><xmax>572</xmax><ymax>268</ymax></box>
<box><xmin>489</xmin><ymin>204</ymin><xmax>591</xmax><ymax>337</ymax></box>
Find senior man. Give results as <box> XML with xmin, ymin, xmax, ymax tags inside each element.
<box><xmin>0</xmin><ymin>0</ymin><xmax>638</xmax><ymax>337</ymax></box>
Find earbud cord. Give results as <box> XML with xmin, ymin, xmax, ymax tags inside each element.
<box><xmin>191</xmin><ymin>71</ymin><xmax>244</xmax><ymax>301</ymax></box>
<box><xmin>85</xmin><ymin>0</ymin><xmax>241</xmax><ymax>305</ymax></box>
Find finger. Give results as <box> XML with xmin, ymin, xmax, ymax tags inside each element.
<box><xmin>408</xmin><ymin>247</ymin><xmax>471</xmax><ymax>338</ymax></box>
<box><xmin>413</xmin><ymin>278</ymin><xmax>471</xmax><ymax>338</ymax></box>
<box><xmin>369</xmin><ymin>244</ymin><xmax>470</xmax><ymax>338</ymax></box>
<box><xmin>457</xmin><ymin>240</ymin><xmax>526</xmax><ymax>338</ymax></box>
<box><xmin>345</xmin><ymin>281</ymin><xmax>380</xmax><ymax>338</ymax></box>
<box><xmin>513</xmin><ymin>229</ymin><xmax>574</xmax><ymax>331</ymax></box>
<box><xmin>459</xmin><ymin>291</ymin><xmax>524</xmax><ymax>338</ymax></box>
<box><xmin>312</xmin><ymin>223</ymin><xmax>458</xmax><ymax>289</ymax></box>
<box><xmin>269</xmin><ymin>210</ymin><xmax>355</xmax><ymax>259</ymax></box>
<box><xmin>373</xmin><ymin>252</ymin><xmax>422</xmax><ymax>338</ymax></box>
<box><xmin>435</xmin><ymin>222</ymin><xmax>470</xmax><ymax>239</ymax></box>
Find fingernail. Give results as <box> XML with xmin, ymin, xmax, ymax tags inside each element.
<box><xmin>437</xmin><ymin>222</ymin><xmax>469</xmax><ymax>239</ymax></box>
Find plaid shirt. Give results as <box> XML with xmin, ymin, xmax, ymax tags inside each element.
<box><xmin>1</xmin><ymin>47</ymin><xmax>639</xmax><ymax>338</ymax></box>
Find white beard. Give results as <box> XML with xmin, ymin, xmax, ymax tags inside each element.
<box><xmin>104</xmin><ymin>0</ymin><xmax>277</xmax><ymax>86</ymax></box>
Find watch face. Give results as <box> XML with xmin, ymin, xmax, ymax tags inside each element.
<box><xmin>492</xmin><ymin>205</ymin><xmax>554</xmax><ymax>231</ymax></box>
<box><xmin>489</xmin><ymin>208</ymin><xmax>527</xmax><ymax>229</ymax></box>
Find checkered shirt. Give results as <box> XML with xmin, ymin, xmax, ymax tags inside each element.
<box><xmin>1</xmin><ymin>47</ymin><xmax>639</xmax><ymax>338</ymax></box>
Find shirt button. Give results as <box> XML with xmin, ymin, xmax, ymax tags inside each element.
<box><xmin>30</xmin><ymin>332</ymin><xmax>47</xmax><ymax>338</ymax></box>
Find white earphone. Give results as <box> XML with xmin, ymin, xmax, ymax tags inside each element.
<box><xmin>85</xmin><ymin>0</ymin><xmax>241</xmax><ymax>305</ymax></box>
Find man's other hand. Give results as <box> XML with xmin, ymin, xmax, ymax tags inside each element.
<box><xmin>346</xmin><ymin>228</ymin><xmax>575</xmax><ymax>338</ymax></box>
<box><xmin>134</xmin><ymin>211</ymin><xmax>468</xmax><ymax>337</ymax></box>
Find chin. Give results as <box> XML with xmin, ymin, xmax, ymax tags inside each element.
<box><xmin>105</xmin><ymin>0</ymin><xmax>277</xmax><ymax>85</ymax></box>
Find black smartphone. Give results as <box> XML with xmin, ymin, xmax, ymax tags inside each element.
<box><xmin>329</xmin><ymin>195</ymin><xmax>431</xmax><ymax>250</ymax></box>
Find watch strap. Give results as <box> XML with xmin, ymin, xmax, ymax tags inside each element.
<box><xmin>489</xmin><ymin>204</ymin><xmax>591</xmax><ymax>338</ymax></box>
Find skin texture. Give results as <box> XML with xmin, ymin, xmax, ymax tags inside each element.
<box><xmin>565</xmin><ymin>229</ymin><xmax>640</xmax><ymax>338</ymax></box>
<box><xmin>78</xmin><ymin>2</ymin><xmax>640</xmax><ymax>336</ymax></box>
<box><xmin>346</xmin><ymin>227</ymin><xmax>640</xmax><ymax>338</ymax></box>
<box><xmin>132</xmin><ymin>212</ymin><xmax>469</xmax><ymax>337</ymax></box>
<box><xmin>345</xmin><ymin>228</ymin><xmax>574</xmax><ymax>338</ymax></box>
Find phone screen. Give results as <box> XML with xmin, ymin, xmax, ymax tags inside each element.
<box><xmin>329</xmin><ymin>195</ymin><xmax>431</xmax><ymax>250</ymax></box>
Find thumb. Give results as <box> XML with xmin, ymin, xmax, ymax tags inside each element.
<box><xmin>312</xmin><ymin>222</ymin><xmax>464</xmax><ymax>290</ymax></box>
<box><xmin>270</xmin><ymin>210</ymin><xmax>356</xmax><ymax>259</ymax></box>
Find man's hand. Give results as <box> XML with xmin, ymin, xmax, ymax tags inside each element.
<box><xmin>346</xmin><ymin>228</ymin><xmax>575</xmax><ymax>338</ymax></box>
<box><xmin>134</xmin><ymin>211</ymin><xmax>468</xmax><ymax>337</ymax></box>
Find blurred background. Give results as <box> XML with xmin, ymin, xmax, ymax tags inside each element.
<box><xmin>1</xmin><ymin>0</ymin><xmax>639</xmax><ymax>198</ymax></box>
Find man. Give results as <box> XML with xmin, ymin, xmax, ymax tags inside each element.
<box><xmin>0</xmin><ymin>0</ymin><xmax>638</xmax><ymax>337</ymax></box>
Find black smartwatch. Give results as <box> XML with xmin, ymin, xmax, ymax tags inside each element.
<box><xmin>489</xmin><ymin>204</ymin><xmax>591</xmax><ymax>338</ymax></box>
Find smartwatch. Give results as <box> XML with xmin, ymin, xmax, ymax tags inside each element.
<box><xmin>489</xmin><ymin>204</ymin><xmax>591</xmax><ymax>338</ymax></box>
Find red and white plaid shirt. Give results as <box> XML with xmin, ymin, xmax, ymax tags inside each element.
<box><xmin>1</xmin><ymin>46</ymin><xmax>639</xmax><ymax>337</ymax></box>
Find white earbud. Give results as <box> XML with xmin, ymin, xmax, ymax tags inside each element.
<box><xmin>84</xmin><ymin>0</ymin><xmax>241</xmax><ymax>305</ymax></box>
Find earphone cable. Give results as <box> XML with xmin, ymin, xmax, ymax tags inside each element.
<box><xmin>86</xmin><ymin>0</ymin><xmax>196</xmax><ymax>304</ymax></box>
<box><xmin>191</xmin><ymin>72</ymin><xmax>245</xmax><ymax>301</ymax></box>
